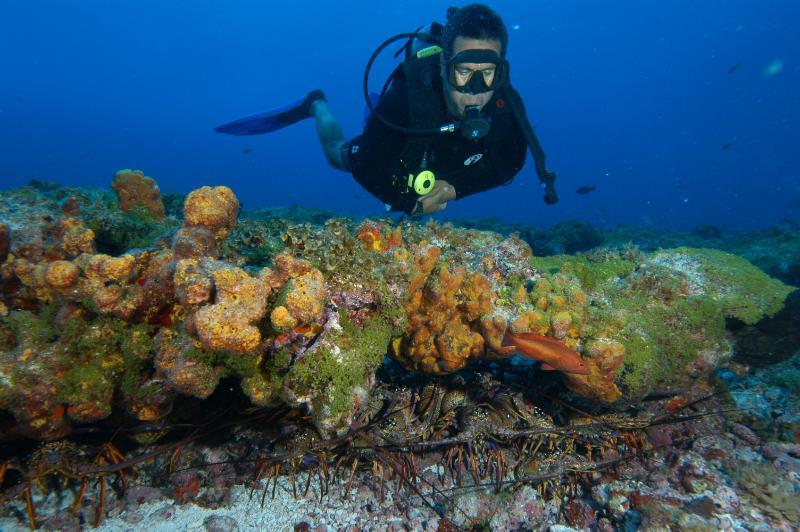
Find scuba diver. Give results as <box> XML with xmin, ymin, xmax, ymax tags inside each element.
<box><xmin>216</xmin><ymin>3</ymin><xmax>558</xmax><ymax>216</ymax></box>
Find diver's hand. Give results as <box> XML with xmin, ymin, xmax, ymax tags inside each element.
<box><xmin>413</xmin><ymin>180</ymin><xmax>457</xmax><ymax>215</ymax></box>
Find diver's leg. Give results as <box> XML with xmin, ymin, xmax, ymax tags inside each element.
<box><xmin>310</xmin><ymin>100</ymin><xmax>347</xmax><ymax>170</ymax></box>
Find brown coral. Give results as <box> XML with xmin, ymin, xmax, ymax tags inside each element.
<box><xmin>278</xmin><ymin>270</ymin><xmax>327</xmax><ymax>326</ymax></box>
<box><xmin>59</xmin><ymin>217</ymin><xmax>95</xmax><ymax>257</ymax></box>
<box><xmin>112</xmin><ymin>168</ymin><xmax>166</xmax><ymax>220</ymax></box>
<box><xmin>45</xmin><ymin>260</ymin><xmax>79</xmax><ymax>289</ymax></box>
<box><xmin>396</xmin><ymin>247</ymin><xmax>496</xmax><ymax>374</ymax></box>
<box><xmin>101</xmin><ymin>254</ymin><xmax>135</xmax><ymax>282</ymax></box>
<box><xmin>126</xmin><ymin>378</ymin><xmax>175</xmax><ymax>421</ymax></box>
<box><xmin>154</xmin><ymin>328</ymin><xmax>222</xmax><ymax>399</ymax></box>
<box><xmin>174</xmin><ymin>259</ymin><xmax>213</xmax><ymax>305</ymax></box>
<box><xmin>183</xmin><ymin>186</ymin><xmax>238</xmax><ymax>239</ymax></box>
<box><xmin>270</xmin><ymin>305</ymin><xmax>298</xmax><ymax>332</ymax></box>
<box><xmin>262</xmin><ymin>253</ymin><xmax>313</xmax><ymax>291</ymax></box>
<box><xmin>193</xmin><ymin>264</ymin><xmax>269</xmax><ymax>353</ymax></box>
<box><xmin>172</xmin><ymin>226</ymin><xmax>218</xmax><ymax>259</ymax></box>
<box><xmin>0</xmin><ymin>343</ymin><xmax>71</xmax><ymax>440</ymax></box>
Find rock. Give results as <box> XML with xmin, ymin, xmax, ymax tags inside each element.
<box><xmin>564</xmin><ymin>498</ymin><xmax>597</xmax><ymax>529</ymax></box>
<box><xmin>171</xmin><ymin>470</ymin><xmax>201</xmax><ymax>502</ymax></box>
<box><xmin>405</xmin><ymin>508</ymin><xmax>422</xmax><ymax>521</ymax></box>
<box><xmin>595</xmin><ymin>517</ymin><xmax>615</xmax><ymax>532</ymax></box>
<box><xmin>731</xmin><ymin>422</ymin><xmax>761</xmax><ymax>445</ymax></box>
<box><xmin>0</xmin><ymin>223</ymin><xmax>9</xmax><ymax>263</ymax></box>
<box><xmin>151</xmin><ymin>505</ymin><xmax>176</xmax><ymax>521</ymax></box>
<box><xmin>124</xmin><ymin>486</ymin><xmax>164</xmax><ymax>508</ymax></box>
<box><xmin>591</xmin><ymin>484</ymin><xmax>610</xmax><ymax>506</ymax></box>
<box><xmin>123</xmin><ymin>511</ymin><xmax>144</xmax><ymax>524</ymax></box>
<box><xmin>762</xmin><ymin>441</ymin><xmax>800</xmax><ymax>459</ymax></box>
<box><xmin>40</xmin><ymin>512</ymin><xmax>81</xmax><ymax>531</ymax></box>
<box><xmin>203</xmin><ymin>514</ymin><xmax>239</xmax><ymax>532</ymax></box>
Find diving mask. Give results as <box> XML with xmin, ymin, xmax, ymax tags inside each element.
<box><xmin>445</xmin><ymin>49</ymin><xmax>509</xmax><ymax>94</ymax></box>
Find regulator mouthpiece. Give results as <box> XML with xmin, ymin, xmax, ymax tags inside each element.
<box><xmin>459</xmin><ymin>106</ymin><xmax>490</xmax><ymax>140</ymax></box>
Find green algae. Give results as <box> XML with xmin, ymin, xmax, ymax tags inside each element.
<box><xmin>530</xmin><ymin>253</ymin><xmax>636</xmax><ymax>292</ymax></box>
<box><xmin>83</xmin><ymin>202</ymin><xmax>178</xmax><ymax>254</ymax></box>
<box><xmin>285</xmin><ymin>312</ymin><xmax>391</xmax><ymax>425</ymax></box>
<box><xmin>605</xmin><ymin>292</ymin><xmax>728</xmax><ymax>398</ymax></box>
<box><xmin>222</xmin><ymin>219</ymin><xmax>287</xmax><ymax>267</ymax></box>
<box><xmin>649</xmin><ymin>247</ymin><xmax>797</xmax><ymax>324</ymax></box>
<box><xmin>182</xmin><ymin>334</ymin><xmax>262</xmax><ymax>380</ymax></box>
<box><xmin>57</xmin><ymin>316</ymin><xmax>155</xmax><ymax>409</ymax></box>
<box><xmin>0</xmin><ymin>307</ymin><xmax>158</xmax><ymax>416</ymax></box>
<box><xmin>529</xmin><ymin>247</ymin><xmax>794</xmax><ymax>401</ymax></box>
<box><xmin>58</xmin><ymin>366</ymin><xmax>116</xmax><ymax>419</ymax></box>
<box><xmin>4</xmin><ymin>304</ymin><xmax>58</xmax><ymax>350</ymax></box>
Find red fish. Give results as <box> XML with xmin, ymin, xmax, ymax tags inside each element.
<box><xmin>503</xmin><ymin>330</ymin><xmax>591</xmax><ymax>375</ymax></box>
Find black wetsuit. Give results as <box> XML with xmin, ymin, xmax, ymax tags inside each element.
<box><xmin>344</xmin><ymin>54</ymin><xmax>528</xmax><ymax>214</ymax></box>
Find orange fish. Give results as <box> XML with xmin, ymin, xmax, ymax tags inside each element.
<box><xmin>503</xmin><ymin>330</ymin><xmax>590</xmax><ymax>375</ymax></box>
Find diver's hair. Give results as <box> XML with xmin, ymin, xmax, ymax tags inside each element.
<box><xmin>442</xmin><ymin>4</ymin><xmax>508</xmax><ymax>59</ymax></box>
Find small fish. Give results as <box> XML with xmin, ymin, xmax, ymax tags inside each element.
<box><xmin>722</xmin><ymin>142</ymin><xmax>733</xmax><ymax>150</ymax></box>
<box><xmin>728</xmin><ymin>63</ymin><xmax>741</xmax><ymax>74</ymax></box>
<box><xmin>503</xmin><ymin>331</ymin><xmax>590</xmax><ymax>375</ymax></box>
<box><xmin>576</xmin><ymin>185</ymin><xmax>596</xmax><ymax>195</ymax></box>
<box><xmin>241</xmin><ymin>148</ymin><xmax>253</xmax><ymax>154</ymax></box>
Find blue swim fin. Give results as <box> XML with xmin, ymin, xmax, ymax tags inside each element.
<box><xmin>215</xmin><ymin>90</ymin><xmax>326</xmax><ymax>135</ymax></box>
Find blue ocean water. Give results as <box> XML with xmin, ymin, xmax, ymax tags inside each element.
<box><xmin>1</xmin><ymin>0</ymin><xmax>798</xmax><ymax>231</ymax></box>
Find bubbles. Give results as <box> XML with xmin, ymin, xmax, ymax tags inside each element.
<box><xmin>512</xmin><ymin>24</ymin><xmax>520</xmax><ymax>31</ymax></box>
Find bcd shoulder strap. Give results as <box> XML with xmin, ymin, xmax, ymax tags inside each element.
<box><xmin>400</xmin><ymin>54</ymin><xmax>444</xmax><ymax>130</ymax></box>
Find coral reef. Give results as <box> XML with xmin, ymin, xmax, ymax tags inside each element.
<box><xmin>0</xmin><ymin>181</ymin><xmax>795</xmax><ymax>443</ymax></box>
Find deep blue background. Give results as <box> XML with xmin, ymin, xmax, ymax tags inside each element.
<box><xmin>1</xmin><ymin>1</ymin><xmax>798</xmax><ymax>230</ymax></box>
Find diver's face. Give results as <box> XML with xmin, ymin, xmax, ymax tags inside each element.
<box><xmin>442</xmin><ymin>36</ymin><xmax>503</xmax><ymax>119</ymax></box>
